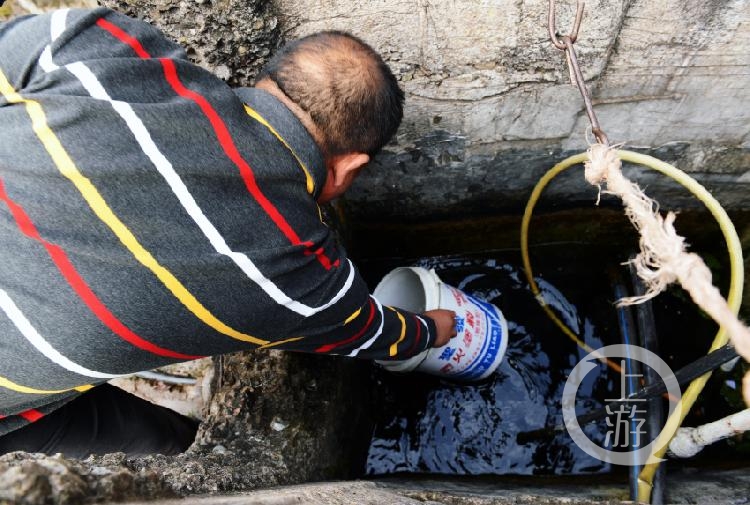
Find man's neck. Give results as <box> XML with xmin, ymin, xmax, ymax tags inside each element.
<box><xmin>253</xmin><ymin>78</ymin><xmax>326</xmax><ymax>155</ymax></box>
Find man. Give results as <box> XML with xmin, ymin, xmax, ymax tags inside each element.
<box><xmin>0</xmin><ymin>8</ymin><xmax>456</xmax><ymax>455</ymax></box>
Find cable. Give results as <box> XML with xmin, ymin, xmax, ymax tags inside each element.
<box><xmin>629</xmin><ymin>262</ymin><xmax>665</xmax><ymax>505</ymax></box>
<box><xmin>133</xmin><ymin>371</ymin><xmax>198</xmax><ymax>385</ymax></box>
<box><xmin>520</xmin><ymin>149</ymin><xmax>744</xmax><ymax>503</ymax></box>
<box><xmin>612</xmin><ymin>277</ymin><xmax>640</xmax><ymax>500</ymax></box>
<box><xmin>515</xmin><ymin>344</ymin><xmax>738</xmax><ymax>444</ymax></box>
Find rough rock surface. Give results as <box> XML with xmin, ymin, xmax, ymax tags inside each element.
<box><xmin>194</xmin><ymin>350</ymin><xmax>374</xmax><ymax>484</ymax></box>
<box><xmin>96</xmin><ymin>0</ymin><xmax>750</xmax><ymax>221</ymax></box>
<box><xmin>0</xmin><ymin>452</ymin><xmax>172</xmax><ymax>504</ymax></box>
<box><xmin>0</xmin><ymin>351</ymin><xmax>374</xmax><ymax>503</ymax></box>
<box><xmin>272</xmin><ymin>0</ymin><xmax>750</xmax><ymax>221</ymax></box>
<box><xmin>0</xmin><ymin>449</ymin><xmax>282</xmax><ymax>503</ymax></box>
<box><xmin>122</xmin><ymin>480</ymin><xmax>632</xmax><ymax>505</ymax></box>
<box><xmin>99</xmin><ymin>0</ymin><xmax>280</xmax><ymax>86</ymax></box>
<box><xmin>119</xmin><ymin>467</ymin><xmax>750</xmax><ymax>505</ymax></box>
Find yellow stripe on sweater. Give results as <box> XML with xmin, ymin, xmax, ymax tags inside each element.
<box><xmin>344</xmin><ymin>307</ymin><xmax>362</xmax><ymax>325</ymax></box>
<box><xmin>0</xmin><ymin>69</ymin><xmax>267</xmax><ymax>346</ymax></box>
<box><xmin>257</xmin><ymin>336</ymin><xmax>304</xmax><ymax>350</ymax></box>
<box><xmin>387</xmin><ymin>306</ymin><xmax>407</xmax><ymax>357</ymax></box>
<box><xmin>0</xmin><ymin>375</ymin><xmax>92</xmax><ymax>394</ymax></box>
<box><xmin>244</xmin><ymin>105</ymin><xmax>315</xmax><ymax>195</ymax></box>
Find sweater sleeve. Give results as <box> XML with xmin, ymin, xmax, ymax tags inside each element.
<box><xmin>278</xmin><ymin>293</ymin><xmax>437</xmax><ymax>360</ymax></box>
<box><xmin>269</xmin><ymin>253</ymin><xmax>437</xmax><ymax>361</ymax></box>
<box><xmin>227</xmin><ymin>94</ymin><xmax>439</xmax><ymax>361</ymax></box>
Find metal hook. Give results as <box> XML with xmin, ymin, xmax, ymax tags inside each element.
<box><xmin>548</xmin><ymin>0</ymin><xmax>585</xmax><ymax>50</ymax></box>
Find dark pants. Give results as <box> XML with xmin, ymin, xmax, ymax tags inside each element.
<box><xmin>0</xmin><ymin>385</ymin><xmax>199</xmax><ymax>458</ymax></box>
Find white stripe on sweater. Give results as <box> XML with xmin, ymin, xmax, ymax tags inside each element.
<box><xmin>0</xmin><ymin>290</ymin><xmax>124</xmax><ymax>379</ymax></box>
<box><xmin>0</xmin><ymin>8</ymin><xmax>124</xmax><ymax>380</ymax></box>
<box><xmin>415</xmin><ymin>315</ymin><xmax>431</xmax><ymax>352</ymax></box>
<box><xmin>38</xmin><ymin>13</ymin><xmax>354</xmax><ymax>317</ymax></box>
<box><xmin>348</xmin><ymin>296</ymin><xmax>385</xmax><ymax>357</ymax></box>
<box><xmin>50</xmin><ymin>9</ymin><xmax>69</xmax><ymax>41</ymax></box>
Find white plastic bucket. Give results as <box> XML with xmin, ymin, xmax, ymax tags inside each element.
<box><xmin>373</xmin><ymin>267</ymin><xmax>508</xmax><ymax>381</ymax></box>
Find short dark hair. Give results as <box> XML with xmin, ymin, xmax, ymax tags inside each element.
<box><xmin>257</xmin><ymin>31</ymin><xmax>404</xmax><ymax>157</ymax></box>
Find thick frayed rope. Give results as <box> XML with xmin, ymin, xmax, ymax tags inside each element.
<box><xmin>584</xmin><ymin>143</ymin><xmax>750</xmax><ymax>405</ymax></box>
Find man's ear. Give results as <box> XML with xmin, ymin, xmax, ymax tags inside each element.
<box><xmin>331</xmin><ymin>152</ymin><xmax>370</xmax><ymax>187</ymax></box>
<box><xmin>318</xmin><ymin>152</ymin><xmax>370</xmax><ymax>203</ymax></box>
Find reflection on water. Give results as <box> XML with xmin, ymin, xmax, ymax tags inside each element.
<box><xmin>366</xmin><ymin>256</ymin><xmax>617</xmax><ymax>476</ymax></box>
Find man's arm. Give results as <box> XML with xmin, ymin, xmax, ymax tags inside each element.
<box><xmin>256</xmin><ymin>237</ymin><xmax>456</xmax><ymax>360</ymax></box>
<box><xmin>273</xmin><ymin>290</ymin><xmax>456</xmax><ymax>360</ymax></box>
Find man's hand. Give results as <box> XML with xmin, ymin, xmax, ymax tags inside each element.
<box><xmin>423</xmin><ymin>309</ymin><xmax>458</xmax><ymax>348</ymax></box>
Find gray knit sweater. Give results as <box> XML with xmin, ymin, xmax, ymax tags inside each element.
<box><xmin>0</xmin><ymin>7</ymin><xmax>434</xmax><ymax>435</ymax></box>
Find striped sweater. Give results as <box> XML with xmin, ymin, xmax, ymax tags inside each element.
<box><xmin>0</xmin><ymin>8</ymin><xmax>434</xmax><ymax>435</ymax></box>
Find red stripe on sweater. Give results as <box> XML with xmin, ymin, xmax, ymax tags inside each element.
<box><xmin>315</xmin><ymin>298</ymin><xmax>376</xmax><ymax>353</ymax></box>
<box><xmin>19</xmin><ymin>409</ymin><xmax>44</xmax><ymax>423</ymax></box>
<box><xmin>0</xmin><ymin>179</ymin><xmax>201</xmax><ymax>360</ymax></box>
<box><xmin>96</xmin><ymin>17</ymin><xmax>338</xmax><ymax>271</ymax></box>
<box><xmin>403</xmin><ymin>315</ymin><xmax>423</xmax><ymax>357</ymax></box>
<box><xmin>96</xmin><ymin>18</ymin><xmax>151</xmax><ymax>58</ymax></box>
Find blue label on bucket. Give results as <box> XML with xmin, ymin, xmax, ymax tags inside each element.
<box><xmin>451</xmin><ymin>297</ymin><xmax>505</xmax><ymax>381</ymax></box>
<box><xmin>438</xmin><ymin>346</ymin><xmax>456</xmax><ymax>361</ymax></box>
<box><xmin>455</xmin><ymin>316</ymin><xmax>465</xmax><ymax>334</ymax></box>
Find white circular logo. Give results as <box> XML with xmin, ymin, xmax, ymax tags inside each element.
<box><xmin>562</xmin><ymin>344</ymin><xmax>682</xmax><ymax>466</ymax></box>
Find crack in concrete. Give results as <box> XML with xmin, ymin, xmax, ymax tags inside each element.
<box><xmin>590</xmin><ymin>0</ymin><xmax>636</xmax><ymax>91</ymax></box>
<box><xmin>592</xmin><ymin>93</ymin><xmax>684</xmax><ymax>105</ymax></box>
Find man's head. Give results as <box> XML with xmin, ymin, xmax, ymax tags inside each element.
<box><xmin>255</xmin><ymin>31</ymin><xmax>404</xmax><ymax>202</ymax></box>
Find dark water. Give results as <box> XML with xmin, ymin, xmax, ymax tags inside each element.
<box><xmin>365</xmin><ymin>255</ymin><xmax>621</xmax><ymax>476</ymax></box>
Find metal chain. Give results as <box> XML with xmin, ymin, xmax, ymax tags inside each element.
<box><xmin>548</xmin><ymin>0</ymin><xmax>609</xmax><ymax>145</ymax></box>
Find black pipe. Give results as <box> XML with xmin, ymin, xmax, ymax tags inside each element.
<box><xmin>629</xmin><ymin>263</ymin><xmax>665</xmax><ymax>505</ymax></box>
<box><xmin>612</xmin><ymin>277</ymin><xmax>641</xmax><ymax>501</ymax></box>
<box><xmin>516</xmin><ymin>344</ymin><xmax>738</xmax><ymax>443</ymax></box>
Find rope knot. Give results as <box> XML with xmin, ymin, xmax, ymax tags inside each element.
<box><xmin>584</xmin><ymin>143</ymin><xmax>619</xmax><ymax>186</ymax></box>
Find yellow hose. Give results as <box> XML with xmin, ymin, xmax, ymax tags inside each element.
<box><xmin>520</xmin><ymin>149</ymin><xmax>744</xmax><ymax>503</ymax></box>
<box><xmin>519</xmin><ymin>153</ymin><xmax>623</xmax><ymax>372</ymax></box>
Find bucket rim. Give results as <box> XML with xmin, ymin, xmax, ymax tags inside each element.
<box><xmin>373</xmin><ymin>266</ymin><xmax>442</xmax><ymax>312</ymax></box>
<box><xmin>373</xmin><ymin>266</ymin><xmax>442</xmax><ymax>373</ymax></box>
